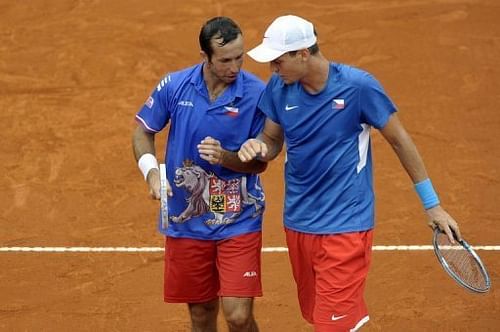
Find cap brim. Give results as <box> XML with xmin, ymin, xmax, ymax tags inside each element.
<box><xmin>247</xmin><ymin>44</ymin><xmax>286</xmax><ymax>63</ymax></box>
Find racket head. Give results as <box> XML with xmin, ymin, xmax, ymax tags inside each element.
<box><xmin>432</xmin><ymin>228</ymin><xmax>491</xmax><ymax>293</ymax></box>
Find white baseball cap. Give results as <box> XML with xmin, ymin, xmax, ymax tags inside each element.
<box><xmin>247</xmin><ymin>15</ymin><xmax>317</xmax><ymax>63</ymax></box>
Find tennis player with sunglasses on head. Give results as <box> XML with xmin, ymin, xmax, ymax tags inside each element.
<box><xmin>238</xmin><ymin>15</ymin><xmax>462</xmax><ymax>331</ymax></box>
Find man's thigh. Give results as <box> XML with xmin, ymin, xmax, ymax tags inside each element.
<box><xmin>217</xmin><ymin>231</ymin><xmax>263</xmax><ymax>298</ymax></box>
<box><xmin>164</xmin><ymin>236</ymin><xmax>219</xmax><ymax>303</ymax></box>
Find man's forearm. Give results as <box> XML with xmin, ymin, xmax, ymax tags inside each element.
<box><xmin>392</xmin><ymin>136</ymin><xmax>429</xmax><ymax>184</ymax></box>
<box><xmin>257</xmin><ymin>132</ymin><xmax>283</xmax><ymax>161</ymax></box>
<box><xmin>221</xmin><ymin>150</ymin><xmax>268</xmax><ymax>174</ymax></box>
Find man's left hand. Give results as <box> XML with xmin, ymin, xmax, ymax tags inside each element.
<box><xmin>426</xmin><ymin>205</ymin><xmax>462</xmax><ymax>243</ymax></box>
<box><xmin>198</xmin><ymin>136</ymin><xmax>225</xmax><ymax>165</ymax></box>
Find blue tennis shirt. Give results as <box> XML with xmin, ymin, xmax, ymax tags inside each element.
<box><xmin>136</xmin><ymin>64</ymin><xmax>266</xmax><ymax>240</ymax></box>
<box><xmin>259</xmin><ymin>62</ymin><xmax>397</xmax><ymax>234</ymax></box>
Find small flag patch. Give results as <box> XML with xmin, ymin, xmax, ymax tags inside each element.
<box><xmin>224</xmin><ymin>106</ymin><xmax>239</xmax><ymax>117</ymax></box>
<box><xmin>145</xmin><ymin>96</ymin><xmax>154</xmax><ymax>108</ymax></box>
<box><xmin>332</xmin><ymin>99</ymin><xmax>345</xmax><ymax>110</ymax></box>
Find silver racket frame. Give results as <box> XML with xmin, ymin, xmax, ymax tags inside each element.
<box><xmin>159</xmin><ymin>164</ymin><xmax>169</xmax><ymax>230</ymax></box>
<box><xmin>432</xmin><ymin>228</ymin><xmax>491</xmax><ymax>293</ymax></box>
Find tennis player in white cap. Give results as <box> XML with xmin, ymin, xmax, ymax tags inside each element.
<box><xmin>239</xmin><ymin>14</ymin><xmax>461</xmax><ymax>331</ymax></box>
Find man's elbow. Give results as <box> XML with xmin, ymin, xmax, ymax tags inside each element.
<box><xmin>248</xmin><ymin>160</ymin><xmax>268</xmax><ymax>174</ymax></box>
<box><xmin>257</xmin><ymin>161</ymin><xmax>268</xmax><ymax>173</ymax></box>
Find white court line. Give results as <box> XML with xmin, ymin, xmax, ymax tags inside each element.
<box><xmin>0</xmin><ymin>246</ymin><xmax>499</xmax><ymax>252</ymax></box>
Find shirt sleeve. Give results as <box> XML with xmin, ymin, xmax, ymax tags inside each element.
<box><xmin>359</xmin><ymin>73</ymin><xmax>397</xmax><ymax>129</ymax></box>
<box><xmin>135</xmin><ymin>74</ymin><xmax>172</xmax><ymax>133</ymax></box>
<box><xmin>249</xmin><ymin>90</ymin><xmax>267</xmax><ymax>137</ymax></box>
<box><xmin>257</xmin><ymin>75</ymin><xmax>281</xmax><ymax>125</ymax></box>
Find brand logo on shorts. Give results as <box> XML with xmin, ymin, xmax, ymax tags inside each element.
<box><xmin>243</xmin><ymin>271</ymin><xmax>257</xmax><ymax>277</ymax></box>
<box><xmin>331</xmin><ymin>314</ymin><xmax>347</xmax><ymax>321</ymax></box>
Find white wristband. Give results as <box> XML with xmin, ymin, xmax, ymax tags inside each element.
<box><xmin>138</xmin><ymin>153</ymin><xmax>159</xmax><ymax>180</ymax></box>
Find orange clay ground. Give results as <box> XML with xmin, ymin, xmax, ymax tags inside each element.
<box><xmin>1</xmin><ymin>1</ymin><xmax>499</xmax><ymax>331</ymax></box>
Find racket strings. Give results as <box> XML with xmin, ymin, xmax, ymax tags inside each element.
<box><xmin>436</xmin><ymin>234</ymin><xmax>487</xmax><ymax>290</ymax></box>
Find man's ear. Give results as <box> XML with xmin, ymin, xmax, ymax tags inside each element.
<box><xmin>200</xmin><ymin>50</ymin><xmax>208</xmax><ymax>63</ymax></box>
<box><xmin>300</xmin><ymin>48</ymin><xmax>310</xmax><ymax>61</ymax></box>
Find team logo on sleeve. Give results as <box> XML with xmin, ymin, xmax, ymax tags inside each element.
<box><xmin>145</xmin><ymin>96</ymin><xmax>154</xmax><ymax>108</ymax></box>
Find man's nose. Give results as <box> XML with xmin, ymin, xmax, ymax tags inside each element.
<box><xmin>229</xmin><ymin>60</ymin><xmax>240</xmax><ymax>73</ymax></box>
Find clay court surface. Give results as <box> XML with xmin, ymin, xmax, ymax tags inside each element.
<box><xmin>1</xmin><ymin>0</ymin><xmax>499</xmax><ymax>331</ymax></box>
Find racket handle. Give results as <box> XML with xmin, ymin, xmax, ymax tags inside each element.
<box><xmin>159</xmin><ymin>164</ymin><xmax>169</xmax><ymax>229</ymax></box>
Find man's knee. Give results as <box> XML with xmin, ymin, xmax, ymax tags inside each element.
<box><xmin>226</xmin><ymin>309</ymin><xmax>253</xmax><ymax>328</ymax></box>
<box><xmin>189</xmin><ymin>300</ymin><xmax>219</xmax><ymax>326</ymax></box>
<box><xmin>222</xmin><ymin>297</ymin><xmax>257</xmax><ymax>331</ymax></box>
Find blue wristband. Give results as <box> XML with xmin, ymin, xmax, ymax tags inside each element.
<box><xmin>414</xmin><ymin>179</ymin><xmax>440</xmax><ymax>210</ymax></box>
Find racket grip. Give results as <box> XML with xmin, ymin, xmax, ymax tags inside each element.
<box><xmin>159</xmin><ymin>164</ymin><xmax>169</xmax><ymax>229</ymax></box>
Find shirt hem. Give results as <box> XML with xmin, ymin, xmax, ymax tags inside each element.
<box><xmin>283</xmin><ymin>223</ymin><xmax>374</xmax><ymax>235</ymax></box>
<box><xmin>163</xmin><ymin>227</ymin><xmax>262</xmax><ymax>240</ymax></box>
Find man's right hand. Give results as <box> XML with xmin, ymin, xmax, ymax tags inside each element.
<box><xmin>146</xmin><ymin>167</ymin><xmax>173</xmax><ymax>200</ymax></box>
<box><xmin>146</xmin><ymin>168</ymin><xmax>161</xmax><ymax>200</ymax></box>
<box><xmin>238</xmin><ymin>138</ymin><xmax>268</xmax><ymax>162</ymax></box>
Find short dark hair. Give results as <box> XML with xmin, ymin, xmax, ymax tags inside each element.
<box><xmin>199</xmin><ymin>17</ymin><xmax>242</xmax><ymax>60</ymax></box>
<box><xmin>307</xmin><ymin>43</ymin><xmax>320</xmax><ymax>55</ymax></box>
<box><xmin>287</xmin><ymin>29</ymin><xmax>319</xmax><ymax>57</ymax></box>
<box><xmin>287</xmin><ymin>43</ymin><xmax>319</xmax><ymax>57</ymax></box>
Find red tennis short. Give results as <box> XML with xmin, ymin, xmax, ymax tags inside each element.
<box><xmin>285</xmin><ymin>228</ymin><xmax>373</xmax><ymax>332</ymax></box>
<box><xmin>164</xmin><ymin>231</ymin><xmax>262</xmax><ymax>303</ymax></box>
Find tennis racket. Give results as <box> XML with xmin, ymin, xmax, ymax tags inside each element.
<box><xmin>433</xmin><ymin>228</ymin><xmax>491</xmax><ymax>293</ymax></box>
<box><xmin>159</xmin><ymin>163</ymin><xmax>169</xmax><ymax>230</ymax></box>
